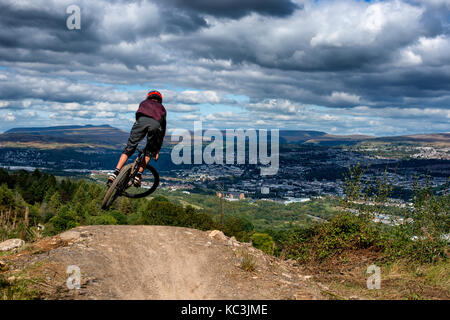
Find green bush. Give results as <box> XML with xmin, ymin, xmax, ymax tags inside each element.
<box><xmin>49</xmin><ymin>205</ymin><xmax>79</xmax><ymax>233</ymax></box>
<box><xmin>87</xmin><ymin>214</ymin><xmax>117</xmax><ymax>225</ymax></box>
<box><xmin>281</xmin><ymin>212</ymin><xmax>383</xmax><ymax>262</ymax></box>
<box><xmin>222</xmin><ymin>215</ymin><xmax>254</xmax><ymax>242</ymax></box>
<box><xmin>383</xmin><ymin>185</ymin><xmax>449</xmax><ymax>264</ymax></box>
<box><xmin>0</xmin><ymin>184</ymin><xmax>15</xmax><ymax>208</ymax></box>
<box><xmin>250</xmin><ymin>233</ymin><xmax>275</xmax><ymax>254</ymax></box>
<box><xmin>315</xmin><ymin>212</ymin><xmax>382</xmax><ymax>260</ymax></box>
<box><xmin>138</xmin><ymin>198</ymin><xmax>183</xmax><ymax>226</ymax></box>
<box><xmin>279</xmin><ymin>167</ymin><xmax>449</xmax><ymax>265</ymax></box>
<box><xmin>109</xmin><ymin>210</ymin><xmax>127</xmax><ymax>225</ymax></box>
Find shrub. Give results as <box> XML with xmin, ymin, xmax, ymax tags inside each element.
<box><xmin>280</xmin><ymin>166</ymin><xmax>449</xmax><ymax>265</ymax></box>
<box><xmin>87</xmin><ymin>214</ymin><xmax>117</xmax><ymax>225</ymax></box>
<box><xmin>222</xmin><ymin>215</ymin><xmax>253</xmax><ymax>242</ymax></box>
<box><xmin>109</xmin><ymin>210</ymin><xmax>127</xmax><ymax>225</ymax></box>
<box><xmin>138</xmin><ymin>198</ymin><xmax>184</xmax><ymax>226</ymax></box>
<box><xmin>251</xmin><ymin>233</ymin><xmax>275</xmax><ymax>255</ymax></box>
<box><xmin>49</xmin><ymin>205</ymin><xmax>79</xmax><ymax>233</ymax></box>
<box><xmin>383</xmin><ymin>184</ymin><xmax>449</xmax><ymax>264</ymax></box>
<box><xmin>240</xmin><ymin>251</ymin><xmax>256</xmax><ymax>272</ymax></box>
<box><xmin>282</xmin><ymin>212</ymin><xmax>383</xmax><ymax>262</ymax></box>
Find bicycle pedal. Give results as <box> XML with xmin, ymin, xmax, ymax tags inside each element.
<box><xmin>132</xmin><ymin>176</ymin><xmax>142</xmax><ymax>187</ymax></box>
<box><xmin>133</xmin><ymin>181</ymin><xmax>141</xmax><ymax>188</ymax></box>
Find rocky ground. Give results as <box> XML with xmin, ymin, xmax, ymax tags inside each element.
<box><xmin>0</xmin><ymin>225</ymin><xmax>325</xmax><ymax>300</ymax></box>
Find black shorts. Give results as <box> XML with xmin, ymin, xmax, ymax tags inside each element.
<box><xmin>123</xmin><ymin>116</ymin><xmax>162</xmax><ymax>157</ymax></box>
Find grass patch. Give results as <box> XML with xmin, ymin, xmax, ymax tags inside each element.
<box><xmin>240</xmin><ymin>251</ymin><xmax>256</xmax><ymax>272</ymax></box>
<box><xmin>0</xmin><ymin>273</ymin><xmax>42</xmax><ymax>300</ymax></box>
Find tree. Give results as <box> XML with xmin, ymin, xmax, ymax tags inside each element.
<box><xmin>88</xmin><ymin>214</ymin><xmax>117</xmax><ymax>225</ymax></box>
<box><xmin>251</xmin><ymin>233</ymin><xmax>275</xmax><ymax>254</ymax></box>
<box><xmin>49</xmin><ymin>205</ymin><xmax>79</xmax><ymax>232</ymax></box>
<box><xmin>222</xmin><ymin>215</ymin><xmax>254</xmax><ymax>242</ymax></box>
<box><xmin>119</xmin><ymin>197</ymin><xmax>133</xmax><ymax>216</ymax></box>
<box><xmin>48</xmin><ymin>192</ymin><xmax>62</xmax><ymax>212</ymax></box>
<box><xmin>0</xmin><ymin>184</ymin><xmax>15</xmax><ymax>209</ymax></box>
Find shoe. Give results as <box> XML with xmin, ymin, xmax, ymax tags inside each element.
<box><xmin>107</xmin><ymin>172</ymin><xmax>118</xmax><ymax>187</ymax></box>
<box><xmin>133</xmin><ymin>175</ymin><xmax>142</xmax><ymax>187</ymax></box>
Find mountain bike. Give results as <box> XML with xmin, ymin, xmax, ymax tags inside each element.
<box><xmin>101</xmin><ymin>148</ymin><xmax>160</xmax><ymax>209</ymax></box>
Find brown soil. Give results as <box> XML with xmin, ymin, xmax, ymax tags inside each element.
<box><xmin>1</xmin><ymin>225</ymin><xmax>325</xmax><ymax>300</ymax></box>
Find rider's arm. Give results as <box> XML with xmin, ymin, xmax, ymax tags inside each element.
<box><xmin>156</xmin><ymin>114</ymin><xmax>166</xmax><ymax>152</ymax></box>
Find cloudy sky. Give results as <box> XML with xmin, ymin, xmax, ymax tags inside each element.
<box><xmin>0</xmin><ymin>0</ymin><xmax>449</xmax><ymax>136</ymax></box>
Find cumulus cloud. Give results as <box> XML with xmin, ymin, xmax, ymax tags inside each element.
<box><xmin>165</xmin><ymin>104</ymin><xmax>199</xmax><ymax>113</ymax></box>
<box><xmin>328</xmin><ymin>92</ymin><xmax>361</xmax><ymax>106</ymax></box>
<box><xmin>165</xmin><ymin>90</ymin><xmax>235</xmax><ymax>105</ymax></box>
<box><xmin>246</xmin><ymin>99</ymin><xmax>304</xmax><ymax>114</ymax></box>
<box><xmin>0</xmin><ymin>0</ymin><xmax>448</xmax><ymax>135</ymax></box>
<box><xmin>2</xmin><ymin>112</ymin><xmax>16</xmax><ymax>122</ymax></box>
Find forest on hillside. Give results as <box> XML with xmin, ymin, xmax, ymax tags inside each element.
<box><xmin>0</xmin><ymin>169</ymin><xmax>253</xmax><ymax>243</ymax></box>
<box><xmin>0</xmin><ymin>167</ymin><xmax>448</xmax><ymax>265</ymax></box>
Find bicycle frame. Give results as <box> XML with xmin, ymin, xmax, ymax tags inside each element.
<box><xmin>102</xmin><ymin>148</ymin><xmax>160</xmax><ymax>209</ymax></box>
<box><xmin>121</xmin><ymin>148</ymin><xmax>159</xmax><ymax>199</ymax></box>
<box><xmin>128</xmin><ymin>148</ymin><xmax>153</xmax><ymax>186</ymax></box>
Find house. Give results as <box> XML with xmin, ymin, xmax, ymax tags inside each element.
<box><xmin>217</xmin><ymin>191</ymin><xmax>245</xmax><ymax>201</ymax></box>
<box><xmin>228</xmin><ymin>192</ymin><xmax>245</xmax><ymax>200</ymax></box>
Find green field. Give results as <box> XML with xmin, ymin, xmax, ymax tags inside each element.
<box><xmin>149</xmin><ymin>188</ymin><xmax>339</xmax><ymax>231</ymax></box>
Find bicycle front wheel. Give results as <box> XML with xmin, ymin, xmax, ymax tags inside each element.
<box><xmin>101</xmin><ymin>164</ymin><xmax>132</xmax><ymax>209</ymax></box>
<box><xmin>123</xmin><ymin>164</ymin><xmax>159</xmax><ymax>199</ymax></box>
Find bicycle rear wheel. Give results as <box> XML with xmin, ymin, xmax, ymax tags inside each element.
<box><xmin>123</xmin><ymin>164</ymin><xmax>159</xmax><ymax>199</ymax></box>
<box><xmin>101</xmin><ymin>164</ymin><xmax>132</xmax><ymax>209</ymax></box>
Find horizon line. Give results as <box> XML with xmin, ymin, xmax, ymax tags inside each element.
<box><xmin>2</xmin><ymin>124</ymin><xmax>449</xmax><ymax>138</ymax></box>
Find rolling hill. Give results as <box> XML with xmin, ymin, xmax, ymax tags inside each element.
<box><xmin>0</xmin><ymin>125</ymin><xmax>448</xmax><ymax>150</ymax></box>
<box><xmin>0</xmin><ymin>125</ymin><xmax>129</xmax><ymax>149</ymax></box>
<box><xmin>368</xmin><ymin>133</ymin><xmax>450</xmax><ymax>147</ymax></box>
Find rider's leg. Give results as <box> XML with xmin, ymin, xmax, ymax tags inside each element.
<box><xmin>122</xmin><ymin>118</ymin><xmax>148</xmax><ymax>160</ymax></box>
<box><xmin>138</xmin><ymin>155</ymin><xmax>151</xmax><ymax>173</ymax></box>
<box><xmin>108</xmin><ymin>153</ymin><xmax>129</xmax><ymax>185</ymax></box>
<box><xmin>133</xmin><ymin>119</ymin><xmax>160</xmax><ymax>187</ymax></box>
<box><xmin>137</xmin><ymin>117</ymin><xmax>160</xmax><ymax>174</ymax></box>
<box><xmin>115</xmin><ymin>153</ymin><xmax>129</xmax><ymax>171</ymax></box>
<box><xmin>132</xmin><ymin>155</ymin><xmax>151</xmax><ymax>187</ymax></box>
<box><xmin>108</xmin><ymin>117</ymin><xmax>147</xmax><ymax>186</ymax></box>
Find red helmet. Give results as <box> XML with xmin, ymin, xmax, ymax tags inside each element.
<box><xmin>147</xmin><ymin>90</ymin><xmax>163</xmax><ymax>103</ymax></box>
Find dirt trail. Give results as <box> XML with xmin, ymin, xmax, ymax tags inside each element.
<box><xmin>3</xmin><ymin>225</ymin><xmax>324</xmax><ymax>300</ymax></box>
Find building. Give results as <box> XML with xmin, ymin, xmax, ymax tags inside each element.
<box><xmin>217</xmin><ymin>191</ymin><xmax>245</xmax><ymax>201</ymax></box>
<box><xmin>228</xmin><ymin>192</ymin><xmax>245</xmax><ymax>200</ymax></box>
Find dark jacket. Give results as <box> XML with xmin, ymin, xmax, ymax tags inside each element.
<box><xmin>136</xmin><ymin>98</ymin><xmax>167</xmax><ymax>150</ymax></box>
<box><xmin>136</xmin><ymin>99</ymin><xmax>166</xmax><ymax>123</ymax></box>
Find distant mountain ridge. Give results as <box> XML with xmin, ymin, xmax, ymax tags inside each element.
<box><xmin>0</xmin><ymin>124</ymin><xmax>449</xmax><ymax>149</ymax></box>
<box><xmin>371</xmin><ymin>133</ymin><xmax>450</xmax><ymax>145</ymax></box>
<box><xmin>0</xmin><ymin>124</ymin><xmax>129</xmax><ymax>149</ymax></box>
<box><xmin>5</xmin><ymin>124</ymin><xmax>113</xmax><ymax>133</ymax></box>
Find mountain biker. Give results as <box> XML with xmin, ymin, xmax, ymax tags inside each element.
<box><xmin>107</xmin><ymin>90</ymin><xmax>167</xmax><ymax>187</ymax></box>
